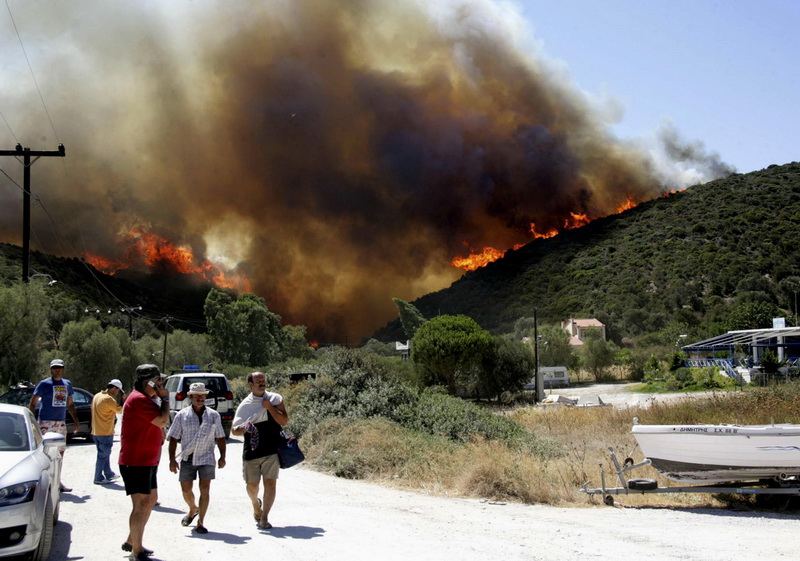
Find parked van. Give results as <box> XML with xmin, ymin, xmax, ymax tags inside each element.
<box><xmin>164</xmin><ymin>367</ymin><xmax>234</xmax><ymax>437</ymax></box>
<box><xmin>524</xmin><ymin>366</ymin><xmax>570</xmax><ymax>390</ymax></box>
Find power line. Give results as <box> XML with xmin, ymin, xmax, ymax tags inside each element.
<box><xmin>4</xmin><ymin>0</ymin><xmax>60</xmax><ymax>144</ymax></box>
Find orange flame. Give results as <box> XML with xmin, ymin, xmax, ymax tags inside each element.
<box><xmin>450</xmin><ymin>243</ymin><xmax>524</xmax><ymax>271</ymax></box>
<box><xmin>530</xmin><ymin>223</ymin><xmax>559</xmax><ymax>239</ymax></box>
<box><xmin>613</xmin><ymin>196</ymin><xmax>637</xmax><ymax>213</ymax></box>
<box><xmin>83</xmin><ymin>228</ymin><xmax>251</xmax><ymax>292</ymax></box>
<box><xmin>452</xmin><ymin>197</ymin><xmax>646</xmax><ymax>271</ymax></box>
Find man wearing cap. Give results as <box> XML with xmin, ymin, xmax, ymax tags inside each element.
<box><xmin>167</xmin><ymin>382</ymin><xmax>226</xmax><ymax>534</ymax></box>
<box><xmin>29</xmin><ymin>358</ymin><xmax>80</xmax><ymax>492</ymax></box>
<box><xmin>91</xmin><ymin>379</ymin><xmax>126</xmax><ymax>484</ymax></box>
<box><xmin>119</xmin><ymin>364</ymin><xmax>170</xmax><ymax>561</ymax></box>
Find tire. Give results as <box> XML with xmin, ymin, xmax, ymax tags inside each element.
<box><xmin>28</xmin><ymin>495</ymin><xmax>54</xmax><ymax>561</ymax></box>
<box><xmin>628</xmin><ymin>478</ymin><xmax>658</xmax><ymax>491</ymax></box>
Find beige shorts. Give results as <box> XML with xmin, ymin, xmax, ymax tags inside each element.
<box><xmin>243</xmin><ymin>454</ymin><xmax>280</xmax><ymax>483</ymax></box>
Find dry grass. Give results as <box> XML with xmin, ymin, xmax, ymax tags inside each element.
<box><xmin>303</xmin><ymin>382</ymin><xmax>800</xmax><ymax>508</ymax></box>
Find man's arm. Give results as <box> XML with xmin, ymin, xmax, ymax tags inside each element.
<box><xmin>66</xmin><ymin>395</ymin><xmax>80</xmax><ymax>432</ymax></box>
<box><xmin>216</xmin><ymin>437</ymin><xmax>226</xmax><ymax>469</ymax></box>
<box><xmin>28</xmin><ymin>395</ymin><xmax>40</xmax><ymax>416</ymax></box>
<box><xmin>168</xmin><ymin>436</ymin><xmax>180</xmax><ymax>473</ymax></box>
<box><xmin>151</xmin><ymin>391</ymin><xmax>170</xmax><ymax>428</ymax></box>
<box><xmin>264</xmin><ymin>400</ymin><xmax>289</xmax><ymax>426</ymax></box>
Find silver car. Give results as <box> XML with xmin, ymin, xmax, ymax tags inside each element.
<box><xmin>0</xmin><ymin>404</ymin><xmax>65</xmax><ymax>561</ymax></box>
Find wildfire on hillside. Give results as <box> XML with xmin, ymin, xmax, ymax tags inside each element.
<box><xmin>451</xmin><ymin>196</ymin><xmax>644</xmax><ymax>271</ymax></box>
<box><xmin>83</xmin><ymin>228</ymin><xmax>251</xmax><ymax>293</ymax></box>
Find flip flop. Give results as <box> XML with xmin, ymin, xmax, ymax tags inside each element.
<box><xmin>257</xmin><ymin>521</ymin><xmax>272</xmax><ymax>530</ymax></box>
<box><xmin>181</xmin><ymin>511</ymin><xmax>198</xmax><ymax>527</ymax></box>
<box><xmin>195</xmin><ymin>524</ymin><xmax>208</xmax><ymax>534</ymax></box>
<box><xmin>253</xmin><ymin>498</ymin><xmax>262</xmax><ymax>521</ymax></box>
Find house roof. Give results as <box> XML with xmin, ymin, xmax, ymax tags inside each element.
<box><xmin>571</xmin><ymin>319</ymin><xmax>605</xmax><ymax>328</ymax></box>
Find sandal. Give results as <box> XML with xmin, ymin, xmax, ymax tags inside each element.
<box><xmin>257</xmin><ymin>521</ymin><xmax>272</xmax><ymax>530</ymax></box>
<box><xmin>253</xmin><ymin>498</ymin><xmax>262</xmax><ymax>522</ymax></box>
<box><xmin>195</xmin><ymin>524</ymin><xmax>208</xmax><ymax>534</ymax></box>
<box><xmin>181</xmin><ymin>511</ymin><xmax>198</xmax><ymax>527</ymax></box>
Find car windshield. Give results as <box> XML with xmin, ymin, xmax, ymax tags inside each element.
<box><xmin>0</xmin><ymin>412</ymin><xmax>30</xmax><ymax>451</ymax></box>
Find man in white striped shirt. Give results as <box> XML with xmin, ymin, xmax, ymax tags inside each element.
<box><xmin>167</xmin><ymin>382</ymin><xmax>227</xmax><ymax>534</ymax></box>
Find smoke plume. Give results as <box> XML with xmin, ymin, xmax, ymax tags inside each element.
<box><xmin>0</xmin><ymin>0</ymin><xmax>733</xmax><ymax>342</ymax></box>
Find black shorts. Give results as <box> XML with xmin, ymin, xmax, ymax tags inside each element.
<box><xmin>119</xmin><ymin>465</ymin><xmax>158</xmax><ymax>496</ymax></box>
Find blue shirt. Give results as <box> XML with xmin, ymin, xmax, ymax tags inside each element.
<box><xmin>33</xmin><ymin>377</ymin><xmax>74</xmax><ymax>421</ymax></box>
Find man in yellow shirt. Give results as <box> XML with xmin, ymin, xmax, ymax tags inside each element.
<box><xmin>92</xmin><ymin>379</ymin><xmax>125</xmax><ymax>484</ymax></box>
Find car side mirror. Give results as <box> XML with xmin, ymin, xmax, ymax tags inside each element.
<box><xmin>43</xmin><ymin>431</ymin><xmax>66</xmax><ymax>453</ymax></box>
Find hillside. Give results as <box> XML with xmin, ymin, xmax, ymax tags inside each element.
<box><xmin>375</xmin><ymin>161</ymin><xmax>800</xmax><ymax>342</ymax></box>
<box><xmin>0</xmin><ymin>244</ymin><xmax>215</xmax><ymax>330</ymax></box>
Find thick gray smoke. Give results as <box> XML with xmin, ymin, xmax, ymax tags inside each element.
<box><xmin>0</xmin><ymin>0</ymin><xmax>732</xmax><ymax>341</ymax></box>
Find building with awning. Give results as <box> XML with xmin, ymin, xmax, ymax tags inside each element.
<box><xmin>681</xmin><ymin>326</ymin><xmax>800</xmax><ymax>379</ymax></box>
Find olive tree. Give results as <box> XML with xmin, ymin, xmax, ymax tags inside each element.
<box><xmin>411</xmin><ymin>315</ymin><xmax>494</xmax><ymax>395</ymax></box>
<box><xmin>0</xmin><ymin>283</ymin><xmax>49</xmax><ymax>387</ymax></box>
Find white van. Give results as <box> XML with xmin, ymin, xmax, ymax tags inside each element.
<box><xmin>524</xmin><ymin>366</ymin><xmax>570</xmax><ymax>390</ymax></box>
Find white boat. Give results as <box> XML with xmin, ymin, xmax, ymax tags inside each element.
<box><xmin>631</xmin><ymin>420</ymin><xmax>800</xmax><ymax>483</ymax></box>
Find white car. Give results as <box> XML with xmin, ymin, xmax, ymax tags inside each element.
<box><xmin>0</xmin><ymin>404</ymin><xmax>65</xmax><ymax>561</ymax></box>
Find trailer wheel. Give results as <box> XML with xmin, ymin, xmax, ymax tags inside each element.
<box><xmin>604</xmin><ymin>495</ymin><xmax>615</xmax><ymax>506</ymax></box>
<box><xmin>628</xmin><ymin>478</ymin><xmax>658</xmax><ymax>491</ymax></box>
<box><xmin>623</xmin><ymin>457</ymin><xmax>634</xmax><ymax>468</ymax></box>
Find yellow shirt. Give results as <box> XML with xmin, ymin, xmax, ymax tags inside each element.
<box><xmin>91</xmin><ymin>390</ymin><xmax>122</xmax><ymax>436</ymax></box>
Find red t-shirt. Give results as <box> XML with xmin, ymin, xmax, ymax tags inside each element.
<box><xmin>119</xmin><ymin>390</ymin><xmax>163</xmax><ymax>467</ymax></box>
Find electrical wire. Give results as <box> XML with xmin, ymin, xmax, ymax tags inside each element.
<box><xmin>4</xmin><ymin>0</ymin><xmax>60</xmax><ymax>145</ymax></box>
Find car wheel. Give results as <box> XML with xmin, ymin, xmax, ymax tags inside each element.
<box><xmin>28</xmin><ymin>494</ymin><xmax>54</xmax><ymax>561</ymax></box>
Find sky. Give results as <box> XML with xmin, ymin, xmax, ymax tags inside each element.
<box><xmin>0</xmin><ymin>0</ymin><xmax>797</xmax><ymax>342</ymax></box>
<box><xmin>517</xmin><ymin>0</ymin><xmax>799</xmax><ymax>174</ymax></box>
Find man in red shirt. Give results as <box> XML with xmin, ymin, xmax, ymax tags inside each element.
<box><xmin>119</xmin><ymin>364</ymin><xmax>170</xmax><ymax>561</ymax></box>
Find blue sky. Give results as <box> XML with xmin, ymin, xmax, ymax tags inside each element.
<box><xmin>516</xmin><ymin>0</ymin><xmax>799</xmax><ymax>174</ymax></box>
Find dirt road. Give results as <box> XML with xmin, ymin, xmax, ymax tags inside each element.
<box><xmin>48</xmin><ymin>421</ymin><xmax>798</xmax><ymax>561</ymax></box>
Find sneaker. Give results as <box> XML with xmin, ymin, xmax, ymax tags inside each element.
<box><xmin>105</xmin><ymin>474</ymin><xmax>120</xmax><ymax>482</ymax></box>
<box><xmin>59</xmin><ymin>483</ymin><xmax>72</xmax><ymax>492</ymax></box>
<box><xmin>93</xmin><ymin>478</ymin><xmax>108</xmax><ymax>485</ymax></box>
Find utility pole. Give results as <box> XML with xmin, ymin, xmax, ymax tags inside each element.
<box><xmin>0</xmin><ymin>144</ymin><xmax>65</xmax><ymax>282</ymax></box>
<box><xmin>120</xmin><ymin>306</ymin><xmax>142</xmax><ymax>338</ymax></box>
<box><xmin>161</xmin><ymin>317</ymin><xmax>172</xmax><ymax>373</ymax></box>
<box><xmin>533</xmin><ymin>307</ymin><xmax>543</xmax><ymax>403</ymax></box>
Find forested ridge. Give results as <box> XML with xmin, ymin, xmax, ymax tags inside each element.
<box><xmin>376</xmin><ymin>161</ymin><xmax>800</xmax><ymax>343</ymax></box>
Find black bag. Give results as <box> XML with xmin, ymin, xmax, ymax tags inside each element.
<box><xmin>277</xmin><ymin>435</ymin><xmax>305</xmax><ymax>469</ymax></box>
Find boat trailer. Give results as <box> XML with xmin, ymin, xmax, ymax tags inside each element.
<box><xmin>580</xmin><ymin>448</ymin><xmax>800</xmax><ymax>506</ymax></box>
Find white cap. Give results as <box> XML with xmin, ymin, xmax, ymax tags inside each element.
<box><xmin>50</xmin><ymin>359</ymin><xmax>64</xmax><ymax>368</ymax></box>
<box><xmin>108</xmin><ymin>379</ymin><xmax>123</xmax><ymax>391</ymax></box>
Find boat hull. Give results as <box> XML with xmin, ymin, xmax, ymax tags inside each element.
<box><xmin>631</xmin><ymin>424</ymin><xmax>800</xmax><ymax>483</ymax></box>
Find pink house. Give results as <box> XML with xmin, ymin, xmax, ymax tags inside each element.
<box><xmin>561</xmin><ymin>318</ymin><xmax>606</xmax><ymax>346</ymax></box>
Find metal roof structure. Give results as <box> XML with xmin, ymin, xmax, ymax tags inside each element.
<box><xmin>683</xmin><ymin>327</ymin><xmax>800</xmax><ymax>353</ymax></box>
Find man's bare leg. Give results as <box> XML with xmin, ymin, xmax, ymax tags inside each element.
<box><xmin>259</xmin><ymin>478</ymin><xmax>277</xmax><ymax>526</ymax></box>
<box><xmin>180</xmin><ymin>480</ymin><xmax>199</xmax><ymax>519</ymax></box>
<box><xmin>127</xmin><ymin>492</ymin><xmax>157</xmax><ymax>555</ymax></box>
<box><xmin>196</xmin><ymin>479</ymin><xmax>211</xmax><ymax>527</ymax></box>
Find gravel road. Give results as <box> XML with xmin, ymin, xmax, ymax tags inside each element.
<box><xmin>46</xmin><ymin>392</ymin><xmax>798</xmax><ymax>561</ymax></box>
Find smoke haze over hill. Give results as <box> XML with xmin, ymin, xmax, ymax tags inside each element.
<box><xmin>0</xmin><ymin>0</ymin><xmax>733</xmax><ymax>342</ymax></box>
